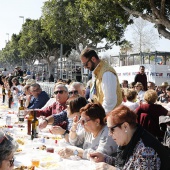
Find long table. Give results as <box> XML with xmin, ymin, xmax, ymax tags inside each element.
<box><xmin>0</xmin><ymin>104</ymin><xmax>95</xmax><ymax>170</ymax></box>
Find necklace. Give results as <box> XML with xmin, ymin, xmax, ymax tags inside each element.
<box><xmin>93</xmin><ymin>126</ymin><xmax>103</xmax><ymax>138</ymax></box>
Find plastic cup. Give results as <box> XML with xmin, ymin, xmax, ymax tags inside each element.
<box><xmin>31</xmin><ymin>158</ymin><xmax>40</xmax><ymax>167</ymax></box>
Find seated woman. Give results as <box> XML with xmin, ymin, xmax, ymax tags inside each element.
<box><xmin>11</xmin><ymin>77</ymin><xmax>24</xmax><ymax>96</ymax></box>
<box><xmin>135</xmin><ymin>89</ymin><xmax>170</xmax><ymax>141</ymax></box>
<box><xmin>122</xmin><ymin>89</ymin><xmax>139</xmax><ymax>111</ymax></box>
<box><xmin>134</xmin><ymin>82</ymin><xmax>145</xmax><ymax>103</ymax></box>
<box><xmin>58</xmin><ymin>103</ymin><xmax>117</xmax><ymax>160</ymax></box>
<box><xmin>0</xmin><ymin>132</ymin><xmax>18</xmax><ymax>170</ymax></box>
<box><xmin>89</xmin><ymin>105</ymin><xmax>170</xmax><ymax>170</ymax></box>
<box><xmin>39</xmin><ymin>96</ymin><xmax>87</xmax><ymax>141</ymax></box>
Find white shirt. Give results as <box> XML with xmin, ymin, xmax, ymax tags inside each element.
<box><xmin>137</xmin><ymin>90</ymin><xmax>145</xmax><ymax>102</ymax></box>
<box><xmin>122</xmin><ymin>101</ymin><xmax>139</xmax><ymax>111</ymax></box>
<box><xmin>91</xmin><ymin>71</ymin><xmax>117</xmax><ymax>113</ymax></box>
<box><xmin>40</xmin><ymin>98</ymin><xmax>56</xmax><ymax>110</ymax></box>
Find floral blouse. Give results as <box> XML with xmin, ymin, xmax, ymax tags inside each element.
<box><xmin>105</xmin><ymin>139</ymin><xmax>161</xmax><ymax>170</ymax></box>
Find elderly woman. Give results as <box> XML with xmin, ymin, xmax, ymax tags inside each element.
<box><xmin>58</xmin><ymin>103</ymin><xmax>117</xmax><ymax>160</ymax></box>
<box><xmin>39</xmin><ymin>96</ymin><xmax>87</xmax><ymax>141</ymax></box>
<box><xmin>0</xmin><ymin>132</ymin><xmax>18</xmax><ymax>170</ymax></box>
<box><xmin>135</xmin><ymin>82</ymin><xmax>145</xmax><ymax>103</ymax></box>
<box><xmin>89</xmin><ymin>105</ymin><xmax>170</xmax><ymax>170</ymax></box>
<box><xmin>135</xmin><ymin>89</ymin><xmax>170</xmax><ymax>141</ymax></box>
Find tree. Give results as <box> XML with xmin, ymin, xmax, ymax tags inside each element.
<box><xmin>0</xmin><ymin>34</ymin><xmax>22</xmax><ymax>69</ymax></box>
<box><xmin>116</xmin><ymin>0</ymin><xmax>170</xmax><ymax>40</ymax></box>
<box><xmin>120</xmin><ymin>40</ymin><xmax>133</xmax><ymax>65</ymax></box>
<box><xmin>41</xmin><ymin>0</ymin><xmax>131</xmax><ymax>54</ymax></box>
<box><xmin>79</xmin><ymin>0</ymin><xmax>170</xmax><ymax>40</ymax></box>
<box><xmin>19</xmin><ymin>18</ymin><xmax>63</xmax><ymax>77</ymax></box>
<box><xmin>130</xmin><ymin>18</ymin><xmax>158</xmax><ymax>53</ymax></box>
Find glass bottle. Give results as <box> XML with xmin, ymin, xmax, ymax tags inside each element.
<box><xmin>2</xmin><ymin>85</ymin><xmax>6</xmax><ymax>103</ymax></box>
<box><xmin>8</xmin><ymin>90</ymin><xmax>13</xmax><ymax>108</ymax></box>
<box><xmin>18</xmin><ymin>100</ymin><xmax>25</xmax><ymax>122</ymax></box>
<box><xmin>27</xmin><ymin>110</ymin><xmax>33</xmax><ymax>135</ymax></box>
<box><xmin>31</xmin><ymin>110</ymin><xmax>39</xmax><ymax>140</ymax></box>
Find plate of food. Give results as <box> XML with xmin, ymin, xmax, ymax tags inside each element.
<box><xmin>40</xmin><ymin>161</ymin><xmax>60</xmax><ymax>170</ymax></box>
<box><xmin>13</xmin><ymin>165</ymin><xmax>35</xmax><ymax>170</ymax></box>
<box><xmin>14</xmin><ymin>148</ymin><xmax>25</xmax><ymax>155</ymax></box>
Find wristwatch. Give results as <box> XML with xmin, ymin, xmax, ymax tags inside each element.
<box><xmin>62</xmin><ymin>130</ymin><xmax>69</xmax><ymax>138</ymax></box>
<box><xmin>73</xmin><ymin>149</ymin><xmax>79</xmax><ymax>156</ymax></box>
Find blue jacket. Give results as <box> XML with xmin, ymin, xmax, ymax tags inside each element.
<box><xmin>28</xmin><ymin>91</ymin><xmax>49</xmax><ymax>109</ymax></box>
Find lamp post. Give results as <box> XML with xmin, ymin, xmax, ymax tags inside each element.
<box><xmin>60</xmin><ymin>44</ymin><xmax>63</xmax><ymax>79</ymax></box>
<box><xmin>6</xmin><ymin>33</ymin><xmax>9</xmax><ymax>42</ymax></box>
<box><xmin>19</xmin><ymin>16</ymin><xmax>24</xmax><ymax>70</ymax></box>
<box><xmin>19</xmin><ymin>16</ymin><xmax>24</xmax><ymax>25</ymax></box>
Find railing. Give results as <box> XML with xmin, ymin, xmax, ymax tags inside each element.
<box><xmin>38</xmin><ymin>82</ymin><xmax>55</xmax><ymax>97</ymax></box>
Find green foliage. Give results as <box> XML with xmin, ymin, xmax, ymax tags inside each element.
<box><xmin>41</xmin><ymin>0</ymin><xmax>131</xmax><ymax>52</ymax></box>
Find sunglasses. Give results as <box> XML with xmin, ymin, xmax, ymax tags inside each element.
<box><xmin>108</xmin><ymin>122</ymin><xmax>124</xmax><ymax>134</ymax></box>
<box><xmin>79</xmin><ymin>118</ymin><xmax>91</xmax><ymax>125</ymax></box>
<box><xmin>5</xmin><ymin>157</ymin><xmax>14</xmax><ymax>167</ymax></box>
<box><xmin>69</xmin><ymin>90</ymin><xmax>78</xmax><ymax>95</ymax></box>
<box><xmin>54</xmin><ymin>90</ymin><xmax>66</xmax><ymax>95</ymax></box>
<box><xmin>82</xmin><ymin>58</ymin><xmax>91</xmax><ymax>67</ymax></box>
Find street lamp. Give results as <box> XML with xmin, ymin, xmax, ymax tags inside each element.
<box><xmin>6</xmin><ymin>33</ymin><xmax>9</xmax><ymax>42</ymax></box>
<box><xmin>19</xmin><ymin>16</ymin><xmax>24</xmax><ymax>25</ymax></box>
<box><xmin>19</xmin><ymin>16</ymin><xmax>25</xmax><ymax>70</ymax></box>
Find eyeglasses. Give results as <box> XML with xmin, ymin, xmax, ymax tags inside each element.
<box><xmin>69</xmin><ymin>90</ymin><xmax>78</xmax><ymax>95</ymax></box>
<box><xmin>5</xmin><ymin>157</ymin><xmax>14</xmax><ymax>167</ymax></box>
<box><xmin>79</xmin><ymin>118</ymin><xmax>91</xmax><ymax>125</ymax></box>
<box><xmin>82</xmin><ymin>58</ymin><xmax>91</xmax><ymax>67</ymax></box>
<box><xmin>108</xmin><ymin>122</ymin><xmax>124</xmax><ymax>134</ymax></box>
<box><xmin>54</xmin><ymin>90</ymin><xmax>66</xmax><ymax>95</ymax></box>
<box><xmin>31</xmin><ymin>88</ymin><xmax>39</xmax><ymax>92</ymax></box>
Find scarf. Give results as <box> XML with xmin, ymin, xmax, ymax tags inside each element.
<box><xmin>114</xmin><ymin>124</ymin><xmax>144</xmax><ymax>169</ymax></box>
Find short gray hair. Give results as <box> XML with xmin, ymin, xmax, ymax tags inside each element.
<box><xmin>30</xmin><ymin>83</ymin><xmax>42</xmax><ymax>91</ymax></box>
<box><xmin>0</xmin><ymin>131</ymin><xmax>18</xmax><ymax>167</ymax></box>
<box><xmin>70</xmin><ymin>82</ymin><xmax>85</xmax><ymax>91</ymax></box>
<box><xmin>54</xmin><ymin>83</ymin><xmax>68</xmax><ymax>92</ymax></box>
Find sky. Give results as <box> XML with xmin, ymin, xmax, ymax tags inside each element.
<box><xmin>0</xmin><ymin>0</ymin><xmax>170</xmax><ymax>56</ymax></box>
<box><xmin>0</xmin><ymin>0</ymin><xmax>45</xmax><ymax>50</ymax></box>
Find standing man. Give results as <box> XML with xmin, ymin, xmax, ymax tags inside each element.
<box><xmin>134</xmin><ymin>66</ymin><xmax>147</xmax><ymax>91</ymax></box>
<box><xmin>80</xmin><ymin>48</ymin><xmax>122</xmax><ymax>113</ymax></box>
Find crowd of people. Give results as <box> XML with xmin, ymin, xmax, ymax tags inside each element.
<box><xmin>0</xmin><ymin>48</ymin><xmax>170</xmax><ymax>170</ymax></box>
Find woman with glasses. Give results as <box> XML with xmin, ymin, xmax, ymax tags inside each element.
<box><xmin>39</xmin><ymin>96</ymin><xmax>87</xmax><ymax>141</ymax></box>
<box><xmin>0</xmin><ymin>131</ymin><xmax>18</xmax><ymax>170</ymax></box>
<box><xmin>89</xmin><ymin>105</ymin><xmax>170</xmax><ymax>170</ymax></box>
<box><xmin>58</xmin><ymin>103</ymin><xmax>117</xmax><ymax>160</ymax></box>
<box><xmin>134</xmin><ymin>82</ymin><xmax>145</xmax><ymax>103</ymax></box>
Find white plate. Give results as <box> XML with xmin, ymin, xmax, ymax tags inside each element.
<box><xmin>14</xmin><ymin>150</ymin><xmax>25</xmax><ymax>155</ymax></box>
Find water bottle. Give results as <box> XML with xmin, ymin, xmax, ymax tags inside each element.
<box><xmin>6</xmin><ymin>116</ymin><xmax>11</xmax><ymax>127</ymax></box>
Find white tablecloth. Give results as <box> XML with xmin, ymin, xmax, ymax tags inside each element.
<box><xmin>0</xmin><ymin>107</ymin><xmax>95</xmax><ymax>170</ymax></box>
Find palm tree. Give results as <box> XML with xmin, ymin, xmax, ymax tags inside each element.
<box><xmin>120</xmin><ymin>41</ymin><xmax>133</xmax><ymax>65</ymax></box>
